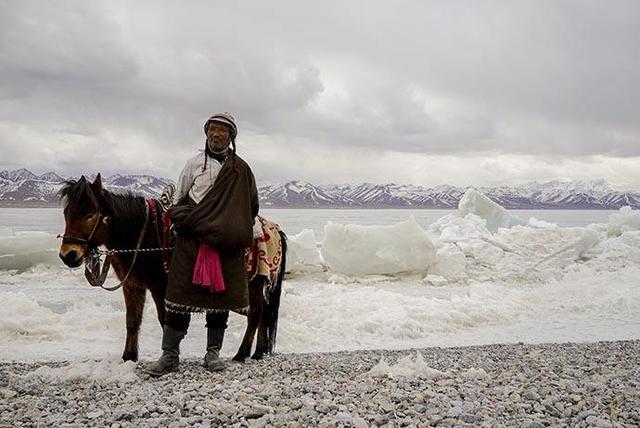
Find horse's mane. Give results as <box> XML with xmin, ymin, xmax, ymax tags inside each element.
<box><xmin>59</xmin><ymin>179</ymin><xmax>98</xmax><ymax>210</ymax></box>
<box><xmin>59</xmin><ymin>179</ymin><xmax>147</xmax><ymax>247</ymax></box>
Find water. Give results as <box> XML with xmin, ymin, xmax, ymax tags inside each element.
<box><xmin>0</xmin><ymin>208</ymin><xmax>64</xmax><ymax>236</ymax></box>
<box><xmin>1</xmin><ymin>207</ymin><xmax>638</xmax><ymax>362</ymax></box>
<box><xmin>0</xmin><ymin>207</ymin><xmax>616</xmax><ymax>237</ymax></box>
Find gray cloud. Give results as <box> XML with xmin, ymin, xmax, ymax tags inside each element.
<box><xmin>0</xmin><ymin>0</ymin><xmax>639</xmax><ymax>186</ymax></box>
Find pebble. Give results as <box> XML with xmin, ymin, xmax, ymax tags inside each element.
<box><xmin>243</xmin><ymin>405</ymin><xmax>272</xmax><ymax>419</ymax></box>
<box><xmin>524</xmin><ymin>389</ymin><xmax>540</xmax><ymax>401</ymax></box>
<box><xmin>0</xmin><ymin>341</ymin><xmax>638</xmax><ymax>426</ymax></box>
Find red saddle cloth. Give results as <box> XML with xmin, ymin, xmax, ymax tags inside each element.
<box><xmin>192</xmin><ymin>243</ymin><xmax>226</xmax><ymax>293</ymax></box>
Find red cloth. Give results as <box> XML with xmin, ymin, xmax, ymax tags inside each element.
<box><xmin>192</xmin><ymin>243</ymin><xmax>225</xmax><ymax>292</ymax></box>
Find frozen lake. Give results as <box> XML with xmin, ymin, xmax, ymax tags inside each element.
<box><xmin>0</xmin><ymin>207</ymin><xmax>618</xmax><ymax>237</ymax></box>
<box><xmin>0</xmin><ymin>206</ymin><xmax>638</xmax><ymax>362</ymax></box>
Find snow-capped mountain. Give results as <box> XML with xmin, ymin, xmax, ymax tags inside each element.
<box><xmin>0</xmin><ymin>168</ymin><xmax>39</xmax><ymax>182</ymax></box>
<box><xmin>1</xmin><ymin>168</ymin><xmax>639</xmax><ymax>209</ymax></box>
<box><xmin>0</xmin><ymin>169</ymin><xmax>174</xmax><ymax>206</ymax></box>
<box><xmin>258</xmin><ymin>179</ymin><xmax>640</xmax><ymax>209</ymax></box>
<box><xmin>103</xmin><ymin>174</ymin><xmax>170</xmax><ymax>198</ymax></box>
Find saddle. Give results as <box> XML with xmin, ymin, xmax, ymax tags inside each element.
<box><xmin>148</xmin><ymin>191</ymin><xmax>174</xmax><ymax>274</ymax></box>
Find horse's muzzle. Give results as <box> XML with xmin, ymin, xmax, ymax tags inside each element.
<box><xmin>59</xmin><ymin>250</ymin><xmax>83</xmax><ymax>268</ymax></box>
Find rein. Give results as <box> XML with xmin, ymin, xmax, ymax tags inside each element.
<box><xmin>84</xmin><ymin>202</ymin><xmax>150</xmax><ymax>291</ymax></box>
<box><xmin>83</xmin><ymin>201</ymin><xmax>174</xmax><ymax>291</ymax></box>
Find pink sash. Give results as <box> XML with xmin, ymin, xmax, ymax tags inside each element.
<box><xmin>192</xmin><ymin>243</ymin><xmax>225</xmax><ymax>292</ymax></box>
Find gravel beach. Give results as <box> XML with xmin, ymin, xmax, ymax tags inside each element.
<box><xmin>1</xmin><ymin>340</ymin><xmax>638</xmax><ymax>427</ymax></box>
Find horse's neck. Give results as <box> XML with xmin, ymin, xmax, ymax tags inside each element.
<box><xmin>104</xmin><ymin>195</ymin><xmax>147</xmax><ymax>250</ymax></box>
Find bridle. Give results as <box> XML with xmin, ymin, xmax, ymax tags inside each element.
<box><xmin>82</xmin><ymin>205</ymin><xmax>150</xmax><ymax>291</ymax></box>
<box><xmin>58</xmin><ymin>203</ymin><xmax>149</xmax><ymax>291</ymax></box>
<box><xmin>59</xmin><ymin>212</ymin><xmax>103</xmax><ymax>246</ymax></box>
<box><xmin>59</xmin><ymin>200</ymin><xmax>173</xmax><ymax>292</ymax></box>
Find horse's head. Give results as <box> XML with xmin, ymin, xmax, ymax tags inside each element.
<box><xmin>59</xmin><ymin>174</ymin><xmax>108</xmax><ymax>267</ymax></box>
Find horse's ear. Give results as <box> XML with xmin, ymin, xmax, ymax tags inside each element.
<box><xmin>91</xmin><ymin>173</ymin><xmax>103</xmax><ymax>195</ymax></box>
<box><xmin>79</xmin><ymin>175</ymin><xmax>86</xmax><ymax>183</ymax></box>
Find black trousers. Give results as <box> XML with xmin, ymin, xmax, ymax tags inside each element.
<box><xmin>166</xmin><ymin>310</ymin><xmax>229</xmax><ymax>332</ymax></box>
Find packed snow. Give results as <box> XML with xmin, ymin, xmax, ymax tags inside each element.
<box><xmin>368</xmin><ymin>351</ymin><xmax>491</xmax><ymax>381</ymax></box>
<box><xmin>368</xmin><ymin>352</ymin><xmax>446</xmax><ymax>379</ymax></box>
<box><xmin>1</xmin><ymin>190</ymin><xmax>639</xmax><ymax>362</ymax></box>
<box><xmin>22</xmin><ymin>358</ymin><xmax>138</xmax><ymax>386</ymax></box>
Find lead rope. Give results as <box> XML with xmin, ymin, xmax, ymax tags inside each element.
<box><xmin>84</xmin><ymin>202</ymin><xmax>151</xmax><ymax>291</ymax></box>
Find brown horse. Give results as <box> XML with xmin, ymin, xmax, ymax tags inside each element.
<box><xmin>58</xmin><ymin>174</ymin><xmax>286</xmax><ymax>363</ymax></box>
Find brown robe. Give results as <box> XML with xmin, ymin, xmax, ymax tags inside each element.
<box><xmin>165</xmin><ymin>154</ymin><xmax>258</xmax><ymax>312</ymax></box>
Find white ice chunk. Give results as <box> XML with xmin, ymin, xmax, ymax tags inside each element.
<box><xmin>286</xmin><ymin>229</ymin><xmax>322</xmax><ymax>272</ymax></box>
<box><xmin>0</xmin><ymin>232</ymin><xmax>60</xmax><ymax>270</ymax></box>
<box><xmin>535</xmin><ymin>228</ymin><xmax>602</xmax><ymax>267</ymax></box>
<box><xmin>608</xmin><ymin>206</ymin><xmax>640</xmax><ymax>236</ymax></box>
<box><xmin>428</xmin><ymin>212</ymin><xmax>490</xmax><ymax>243</ymax></box>
<box><xmin>528</xmin><ymin>217</ymin><xmax>559</xmax><ymax>229</ymax></box>
<box><xmin>458</xmin><ymin>189</ymin><xmax>525</xmax><ymax>233</ymax></box>
<box><xmin>458</xmin><ymin>239</ymin><xmax>505</xmax><ymax>266</ymax></box>
<box><xmin>428</xmin><ymin>243</ymin><xmax>467</xmax><ymax>282</ymax></box>
<box><xmin>321</xmin><ymin>216</ymin><xmax>435</xmax><ymax>276</ymax></box>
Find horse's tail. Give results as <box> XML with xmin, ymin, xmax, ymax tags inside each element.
<box><xmin>265</xmin><ymin>230</ymin><xmax>287</xmax><ymax>353</ymax></box>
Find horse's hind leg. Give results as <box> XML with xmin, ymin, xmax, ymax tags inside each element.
<box><xmin>232</xmin><ymin>277</ymin><xmax>264</xmax><ymax>362</ymax></box>
<box><xmin>253</xmin><ymin>316</ymin><xmax>269</xmax><ymax>360</ymax></box>
<box><xmin>122</xmin><ymin>285</ymin><xmax>146</xmax><ymax>362</ymax></box>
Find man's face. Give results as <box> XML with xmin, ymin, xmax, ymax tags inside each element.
<box><xmin>206</xmin><ymin>123</ymin><xmax>231</xmax><ymax>152</ymax></box>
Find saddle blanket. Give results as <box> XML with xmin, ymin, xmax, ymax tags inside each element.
<box><xmin>245</xmin><ymin>216</ymin><xmax>283</xmax><ymax>288</ymax></box>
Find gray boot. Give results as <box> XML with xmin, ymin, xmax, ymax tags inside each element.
<box><xmin>203</xmin><ymin>328</ymin><xmax>226</xmax><ymax>371</ymax></box>
<box><xmin>147</xmin><ymin>325</ymin><xmax>187</xmax><ymax>377</ymax></box>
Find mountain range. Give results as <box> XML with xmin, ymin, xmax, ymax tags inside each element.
<box><xmin>1</xmin><ymin>168</ymin><xmax>639</xmax><ymax>209</ymax></box>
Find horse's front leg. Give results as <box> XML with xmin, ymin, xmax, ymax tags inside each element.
<box><xmin>122</xmin><ymin>285</ymin><xmax>146</xmax><ymax>362</ymax></box>
<box><xmin>232</xmin><ymin>278</ymin><xmax>264</xmax><ymax>362</ymax></box>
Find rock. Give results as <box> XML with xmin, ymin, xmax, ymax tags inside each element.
<box><xmin>0</xmin><ymin>389</ymin><xmax>17</xmax><ymax>399</ymax></box>
<box><xmin>586</xmin><ymin>415</ymin><xmax>612</xmax><ymax>427</ymax></box>
<box><xmin>86</xmin><ymin>409</ymin><xmax>105</xmax><ymax>419</ymax></box>
<box><xmin>244</xmin><ymin>405</ymin><xmax>272</xmax><ymax>419</ymax></box>
<box><xmin>352</xmin><ymin>416</ymin><xmax>368</xmax><ymax>428</ymax></box>
<box><xmin>446</xmin><ymin>406</ymin><xmax>462</xmax><ymax>418</ymax></box>
<box><xmin>524</xmin><ymin>390</ymin><xmax>540</xmax><ymax>401</ymax></box>
<box><xmin>248</xmin><ymin>415</ymin><xmax>271</xmax><ymax>428</ymax></box>
<box><xmin>460</xmin><ymin>413</ymin><xmax>477</xmax><ymax>423</ymax></box>
<box><xmin>216</xmin><ymin>403</ymin><xmax>236</xmax><ymax>417</ymax></box>
<box><xmin>373</xmin><ymin>414</ymin><xmax>389</xmax><ymax>425</ymax></box>
<box><xmin>378</xmin><ymin>400</ymin><xmax>394</xmax><ymax>413</ymax></box>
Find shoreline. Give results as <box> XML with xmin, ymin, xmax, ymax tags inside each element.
<box><xmin>1</xmin><ymin>340</ymin><xmax>638</xmax><ymax>426</ymax></box>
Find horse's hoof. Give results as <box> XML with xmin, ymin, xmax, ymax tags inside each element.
<box><xmin>251</xmin><ymin>352</ymin><xmax>264</xmax><ymax>360</ymax></box>
<box><xmin>122</xmin><ymin>351</ymin><xmax>138</xmax><ymax>362</ymax></box>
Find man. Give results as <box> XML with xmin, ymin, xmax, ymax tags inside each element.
<box><xmin>147</xmin><ymin>112</ymin><xmax>259</xmax><ymax>376</ymax></box>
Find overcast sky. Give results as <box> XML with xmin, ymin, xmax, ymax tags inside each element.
<box><xmin>1</xmin><ymin>0</ymin><xmax>639</xmax><ymax>188</ymax></box>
